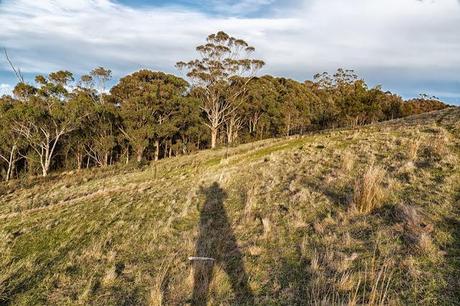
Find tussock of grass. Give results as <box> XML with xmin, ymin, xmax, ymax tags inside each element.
<box><xmin>407</xmin><ymin>139</ymin><xmax>420</xmax><ymax>161</ymax></box>
<box><xmin>308</xmin><ymin>250</ymin><xmax>394</xmax><ymax>306</ymax></box>
<box><xmin>341</xmin><ymin>151</ymin><xmax>355</xmax><ymax>172</ymax></box>
<box><xmin>396</xmin><ymin>205</ymin><xmax>436</xmax><ymax>256</ymax></box>
<box><xmin>352</xmin><ymin>165</ymin><xmax>386</xmax><ymax>214</ymax></box>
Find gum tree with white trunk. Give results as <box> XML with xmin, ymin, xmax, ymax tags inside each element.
<box><xmin>177</xmin><ymin>31</ymin><xmax>264</xmax><ymax>149</ymax></box>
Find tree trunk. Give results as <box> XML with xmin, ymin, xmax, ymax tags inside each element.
<box><xmin>5</xmin><ymin>145</ymin><xmax>16</xmax><ymax>181</ymax></box>
<box><xmin>42</xmin><ymin>146</ymin><xmax>50</xmax><ymax>177</ymax></box>
<box><xmin>249</xmin><ymin>113</ymin><xmax>259</xmax><ymax>135</ymax></box>
<box><xmin>286</xmin><ymin>114</ymin><xmax>291</xmax><ymax>137</ymax></box>
<box><xmin>154</xmin><ymin>140</ymin><xmax>160</xmax><ymax>161</ymax></box>
<box><xmin>136</xmin><ymin>147</ymin><xmax>143</xmax><ymax>163</ymax></box>
<box><xmin>42</xmin><ymin>134</ymin><xmax>63</xmax><ymax>177</ymax></box>
<box><xmin>6</xmin><ymin>165</ymin><xmax>12</xmax><ymax>182</ymax></box>
<box><xmin>43</xmin><ymin>153</ymin><xmax>50</xmax><ymax>176</ymax></box>
<box><xmin>76</xmin><ymin>152</ymin><xmax>82</xmax><ymax>171</ymax></box>
<box><xmin>104</xmin><ymin>152</ymin><xmax>109</xmax><ymax>167</ymax></box>
<box><xmin>210</xmin><ymin>127</ymin><xmax>218</xmax><ymax>149</ymax></box>
<box><xmin>227</xmin><ymin>123</ymin><xmax>233</xmax><ymax>145</ymax></box>
<box><xmin>164</xmin><ymin>142</ymin><xmax>168</xmax><ymax>159</ymax></box>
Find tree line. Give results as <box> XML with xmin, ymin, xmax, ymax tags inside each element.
<box><xmin>0</xmin><ymin>31</ymin><xmax>448</xmax><ymax>180</ymax></box>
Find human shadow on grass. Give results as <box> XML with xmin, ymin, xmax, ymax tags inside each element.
<box><xmin>441</xmin><ymin>187</ymin><xmax>460</xmax><ymax>303</ymax></box>
<box><xmin>191</xmin><ymin>182</ymin><xmax>254</xmax><ymax>306</ymax></box>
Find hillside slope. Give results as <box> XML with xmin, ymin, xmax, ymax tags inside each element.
<box><xmin>1</xmin><ymin>108</ymin><xmax>459</xmax><ymax>305</ymax></box>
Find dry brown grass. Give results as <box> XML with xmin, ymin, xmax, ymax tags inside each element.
<box><xmin>396</xmin><ymin>205</ymin><xmax>435</xmax><ymax>256</ymax></box>
<box><xmin>365</xmin><ymin>258</ymin><xmax>394</xmax><ymax>306</ymax></box>
<box><xmin>407</xmin><ymin>139</ymin><xmax>421</xmax><ymax>161</ymax></box>
<box><xmin>244</xmin><ymin>183</ymin><xmax>257</xmax><ymax>220</ymax></box>
<box><xmin>351</xmin><ymin>166</ymin><xmax>386</xmax><ymax>214</ymax></box>
<box><xmin>101</xmin><ymin>266</ymin><xmax>118</xmax><ymax>287</ymax></box>
<box><xmin>261</xmin><ymin>217</ymin><xmax>271</xmax><ymax>238</ymax></box>
<box><xmin>148</xmin><ymin>257</ymin><xmax>175</xmax><ymax>306</ymax></box>
<box><xmin>341</xmin><ymin>151</ymin><xmax>355</xmax><ymax>172</ymax></box>
<box><xmin>309</xmin><ymin>251</ymin><xmax>394</xmax><ymax>306</ymax></box>
<box><xmin>419</xmin><ymin>136</ymin><xmax>448</xmax><ymax>164</ymax></box>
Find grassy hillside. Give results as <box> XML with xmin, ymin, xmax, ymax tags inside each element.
<box><xmin>1</xmin><ymin>108</ymin><xmax>459</xmax><ymax>306</ymax></box>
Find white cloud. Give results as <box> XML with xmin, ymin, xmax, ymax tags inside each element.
<box><xmin>0</xmin><ymin>0</ymin><xmax>459</xmax><ymax>101</ymax></box>
<box><xmin>208</xmin><ymin>0</ymin><xmax>277</xmax><ymax>15</ymax></box>
<box><xmin>0</xmin><ymin>83</ymin><xmax>12</xmax><ymax>96</ymax></box>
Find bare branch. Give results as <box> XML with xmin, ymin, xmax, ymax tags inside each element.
<box><xmin>3</xmin><ymin>48</ymin><xmax>24</xmax><ymax>83</ymax></box>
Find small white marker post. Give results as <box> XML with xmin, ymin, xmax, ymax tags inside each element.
<box><xmin>188</xmin><ymin>257</ymin><xmax>215</xmax><ymax>262</ymax></box>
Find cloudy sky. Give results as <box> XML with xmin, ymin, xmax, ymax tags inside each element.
<box><xmin>0</xmin><ymin>0</ymin><xmax>459</xmax><ymax>104</ymax></box>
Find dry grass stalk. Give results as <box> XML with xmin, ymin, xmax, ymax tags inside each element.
<box><xmin>407</xmin><ymin>140</ymin><xmax>420</xmax><ymax>160</ymax></box>
<box><xmin>149</xmin><ymin>257</ymin><xmax>174</xmax><ymax>306</ymax></box>
<box><xmin>310</xmin><ymin>250</ymin><xmax>320</xmax><ymax>273</ymax></box>
<box><xmin>420</xmin><ymin>136</ymin><xmax>448</xmax><ymax>163</ymax></box>
<box><xmin>337</xmin><ymin>272</ymin><xmax>354</xmax><ymax>292</ymax></box>
<box><xmin>102</xmin><ymin>266</ymin><xmax>117</xmax><ymax>287</ymax></box>
<box><xmin>261</xmin><ymin>217</ymin><xmax>271</xmax><ymax>238</ymax></box>
<box><xmin>352</xmin><ymin>166</ymin><xmax>386</xmax><ymax>214</ymax></box>
<box><xmin>365</xmin><ymin>256</ymin><xmax>394</xmax><ymax>306</ymax></box>
<box><xmin>341</xmin><ymin>152</ymin><xmax>355</xmax><ymax>172</ymax></box>
<box><xmin>397</xmin><ymin>205</ymin><xmax>434</xmax><ymax>254</ymax></box>
<box><xmin>244</xmin><ymin>184</ymin><xmax>257</xmax><ymax>219</ymax></box>
<box><xmin>309</xmin><ymin>256</ymin><xmax>393</xmax><ymax>306</ymax></box>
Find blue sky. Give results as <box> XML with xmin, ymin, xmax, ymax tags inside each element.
<box><xmin>115</xmin><ymin>0</ymin><xmax>287</xmax><ymax>16</ymax></box>
<box><xmin>0</xmin><ymin>0</ymin><xmax>459</xmax><ymax>104</ymax></box>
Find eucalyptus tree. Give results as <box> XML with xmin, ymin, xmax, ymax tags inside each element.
<box><xmin>11</xmin><ymin>71</ymin><xmax>88</xmax><ymax>176</ymax></box>
<box><xmin>274</xmin><ymin>78</ymin><xmax>313</xmax><ymax>136</ymax></box>
<box><xmin>177</xmin><ymin>31</ymin><xmax>265</xmax><ymax>148</ymax></box>
<box><xmin>379</xmin><ymin>92</ymin><xmax>404</xmax><ymax>121</ymax></box>
<box><xmin>84</xmin><ymin>103</ymin><xmax>119</xmax><ymax>167</ymax></box>
<box><xmin>111</xmin><ymin>70</ymin><xmax>189</xmax><ymax>162</ymax></box>
<box><xmin>12</xmin><ymin>82</ymin><xmax>37</xmax><ymax>102</ymax></box>
<box><xmin>64</xmin><ymin>88</ymin><xmax>97</xmax><ymax>170</ymax></box>
<box><xmin>242</xmin><ymin>76</ymin><xmax>279</xmax><ymax>138</ymax></box>
<box><xmin>0</xmin><ymin>96</ymin><xmax>23</xmax><ymax>181</ymax></box>
<box><xmin>312</xmin><ymin>69</ymin><xmax>369</xmax><ymax>127</ymax></box>
<box><xmin>172</xmin><ymin>96</ymin><xmax>205</xmax><ymax>154</ymax></box>
<box><xmin>75</xmin><ymin>69</ymin><xmax>119</xmax><ymax>168</ymax></box>
<box><xmin>90</xmin><ymin>67</ymin><xmax>112</xmax><ymax>104</ymax></box>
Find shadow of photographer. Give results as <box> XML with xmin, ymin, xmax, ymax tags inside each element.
<box><xmin>191</xmin><ymin>182</ymin><xmax>254</xmax><ymax>306</ymax></box>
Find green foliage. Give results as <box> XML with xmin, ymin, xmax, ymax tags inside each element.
<box><xmin>403</xmin><ymin>97</ymin><xmax>447</xmax><ymax>115</ymax></box>
<box><xmin>111</xmin><ymin>70</ymin><xmax>192</xmax><ymax>162</ymax></box>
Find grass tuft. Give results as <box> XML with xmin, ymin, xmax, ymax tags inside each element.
<box><xmin>351</xmin><ymin>166</ymin><xmax>386</xmax><ymax>214</ymax></box>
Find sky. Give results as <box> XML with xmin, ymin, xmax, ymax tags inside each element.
<box><xmin>0</xmin><ymin>0</ymin><xmax>459</xmax><ymax>104</ymax></box>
